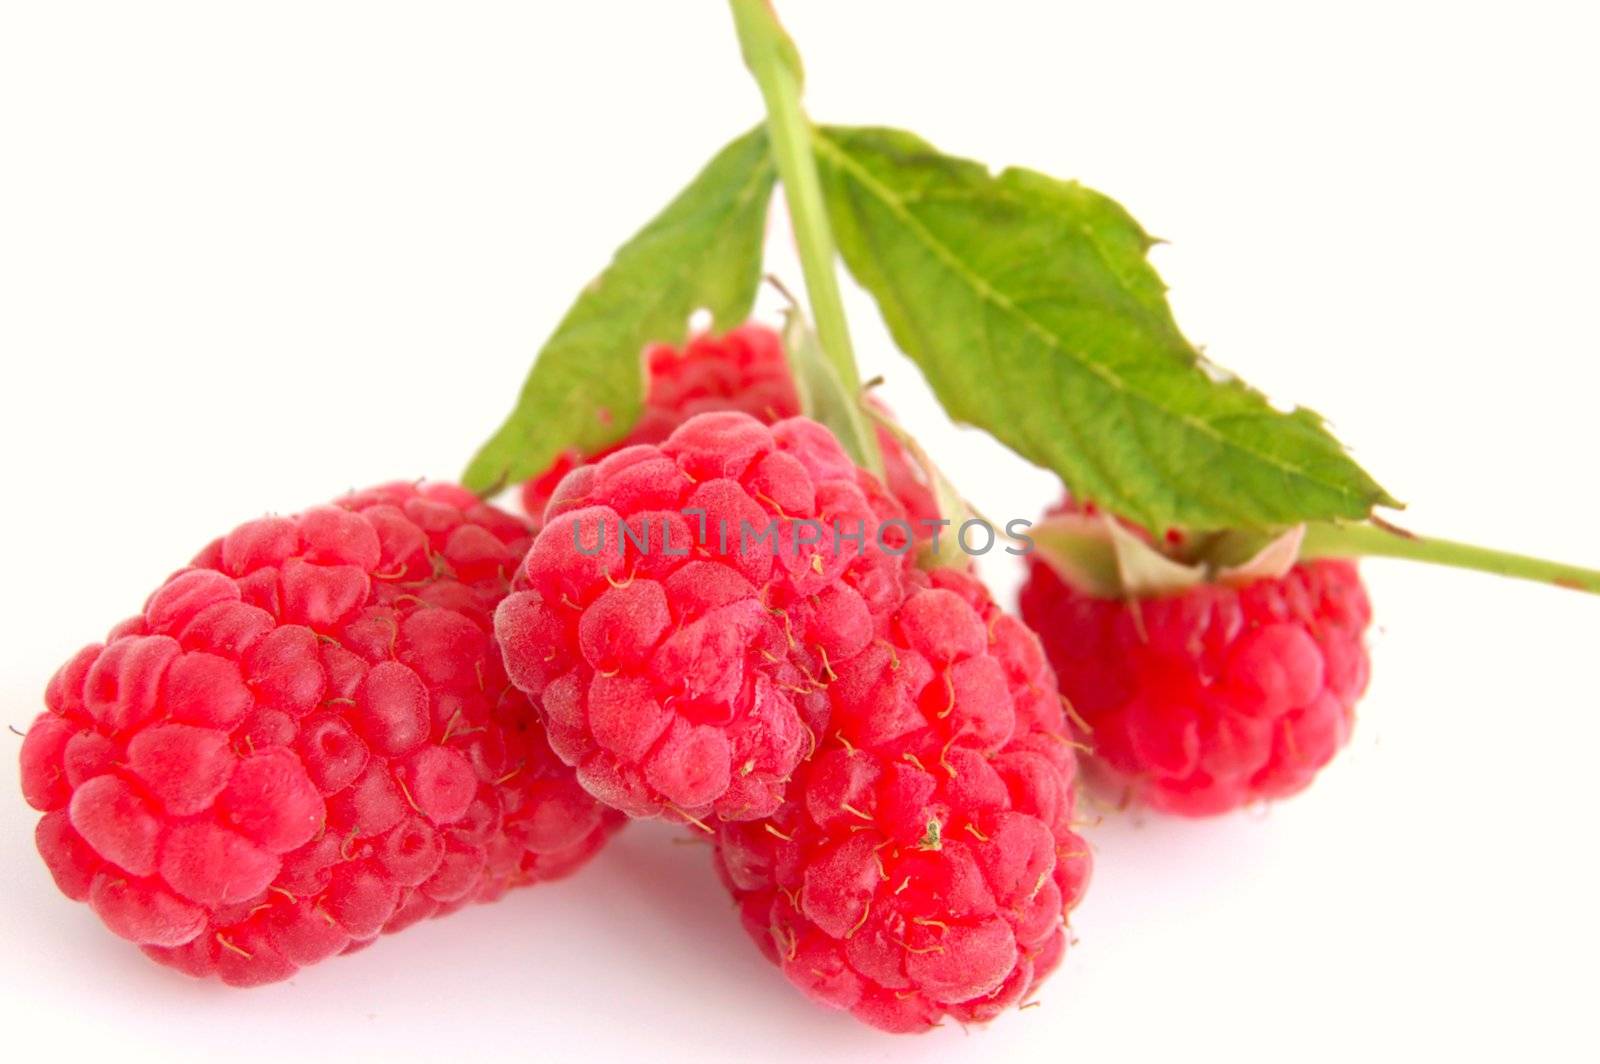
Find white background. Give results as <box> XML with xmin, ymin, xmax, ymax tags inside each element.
<box><xmin>3</xmin><ymin>1</ymin><xmax>1598</xmax><ymax>1060</ymax></box>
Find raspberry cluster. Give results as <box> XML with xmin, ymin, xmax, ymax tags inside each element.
<box><xmin>19</xmin><ymin>482</ymin><xmax>621</xmax><ymax>985</ymax></box>
<box><xmin>497</xmin><ymin>411</ymin><xmax>918</xmax><ymax>823</ymax></box>
<box><xmin>520</xmin><ymin>324</ymin><xmax>935</xmax><ymax>530</ymax></box>
<box><xmin>715</xmin><ymin>567</ymin><xmax>1091</xmax><ymax>1032</ymax></box>
<box><xmin>17</xmin><ymin>359</ymin><xmax>1101</xmax><ymax>1030</ymax></box>
<box><xmin>1020</xmin><ymin>549</ymin><xmax>1371</xmax><ymax>816</ymax></box>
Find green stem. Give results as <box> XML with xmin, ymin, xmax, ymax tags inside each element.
<box><xmin>1302</xmin><ymin>521</ymin><xmax>1600</xmax><ymax>595</ymax></box>
<box><xmin>729</xmin><ymin>0</ymin><xmax>881</xmax><ymax>472</ymax></box>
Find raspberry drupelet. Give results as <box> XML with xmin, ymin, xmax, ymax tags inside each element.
<box><xmin>714</xmin><ymin>567</ymin><xmax>1092</xmax><ymax>1033</ymax></box>
<box><xmin>1020</xmin><ymin>540</ymin><xmax>1371</xmax><ymax>817</ymax></box>
<box><xmin>18</xmin><ymin>482</ymin><xmax>621</xmax><ymax>985</ymax></box>
<box><xmin>497</xmin><ymin>411</ymin><xmax>918</xmax><ymax>824</ymax></box>
<box><xmin>519</xmin><ymin>323</ymin><xmax>936</xmax><ymax>530</ymax></box>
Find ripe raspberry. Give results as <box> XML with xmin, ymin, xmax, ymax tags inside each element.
<box><xmin>1019</xmin><ymin>530</ymin><xmax>1371</xmax><ymax>816</ymax></box>
<box><xmin>497</xmin><ymin>411</ymin><xmax>916</xmax><ymax>824</ymax></box>
<box><xmin>520</xmin><ymin>325</ymin><xmax>797</xmax><ymax>522</ymax></box>
<box><xmin>714</xmin><ymin>567</ymin><xmax>1091</xmax><ymax>1033</ymax></box>
<box><xmin>18</xmin><ymin>482</ymin><xmax>621</xmax><ymax>986</ymax></box>
<box><xmin>520</xmin><ymin>323</ymin><xmax>936</xmax><ymax>530</ymax></box>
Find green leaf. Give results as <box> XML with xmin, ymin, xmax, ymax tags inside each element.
<box><xmin>462</xmin><ymin>127</ymin><xmax>776</xmax><ymax>495</ymax></box>
<box><xmin>813</xmin><ymin>125</ymin><xmax>1397</xmax><ymax>533</ymax></box>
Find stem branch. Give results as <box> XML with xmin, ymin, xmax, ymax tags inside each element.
<box><xmin>729</xmin><ymin>0</ymin><xmax>880</xmax><ymax>471</ymax></box>
<box><xmin>1302</xmin><ymin>521</ymin><xmax>1600</xmax><ymax>595</ymax></box>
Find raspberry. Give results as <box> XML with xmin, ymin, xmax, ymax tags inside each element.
<box><xmin>18</xmin><ymin>482</ymin><xmax>622</xmax><ymax>986</ymax></box>
<box><xmin>521</xmin><ymin>325</ymin><xmax>797</xmax><ymax>522</ymax></box>
<box><xmin>713</xmin><ymin>567</ymin><xmax>1091</xmax><ymax>1033</ymax></box>
<box><xmin>497</xmin><ymin>411</ymin><xmax>917</xmax><ymax>823</ymax></box>
<box><xmin>520</xmin><ymin>323</ymin><xmax>937</xmax><ymax>530</ymax></box>
<box><xmin>1019</xmin><ymin>530</ymin><xmax>1372</xmax><ymax>816</ymax></box>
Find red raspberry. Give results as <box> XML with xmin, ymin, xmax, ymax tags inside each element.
<box><xmin>521</xmin><ymin>325</ymin><xmax>798</xmax><ymax>522</ymax></box>
<box><xmin>18</xmin><ymin>482</ymin><xmax>622</xmax><ymax>986</ymax></box>
<box><xmin>714</xmin><ymin>567</ymin><xmax>1091</xmax><ymax>1033</ymax></box>
<box><xmin>1019</xmin><ymin>537</ymin><xmax>1371</xmax><ymax>816</ymax></box>
<box><xmin>520</xmin><ymin>323</ymin><xmax>937</xmax><ymax>530</ymax></box>
<box><xmin>638</xmin><ymin>323</ymin><xmax>801</xmax><ymax>441</ymax></box>
<box><xmin>497</xmin><ymin>411</ymin><xmax>916</xmax><ymax>824</ymax></box>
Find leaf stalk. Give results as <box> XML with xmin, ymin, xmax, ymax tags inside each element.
<box><xmin>1301</xmin><ymin>521</ymin><xmax>1600</xmax><ymax>595</ymax></box>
